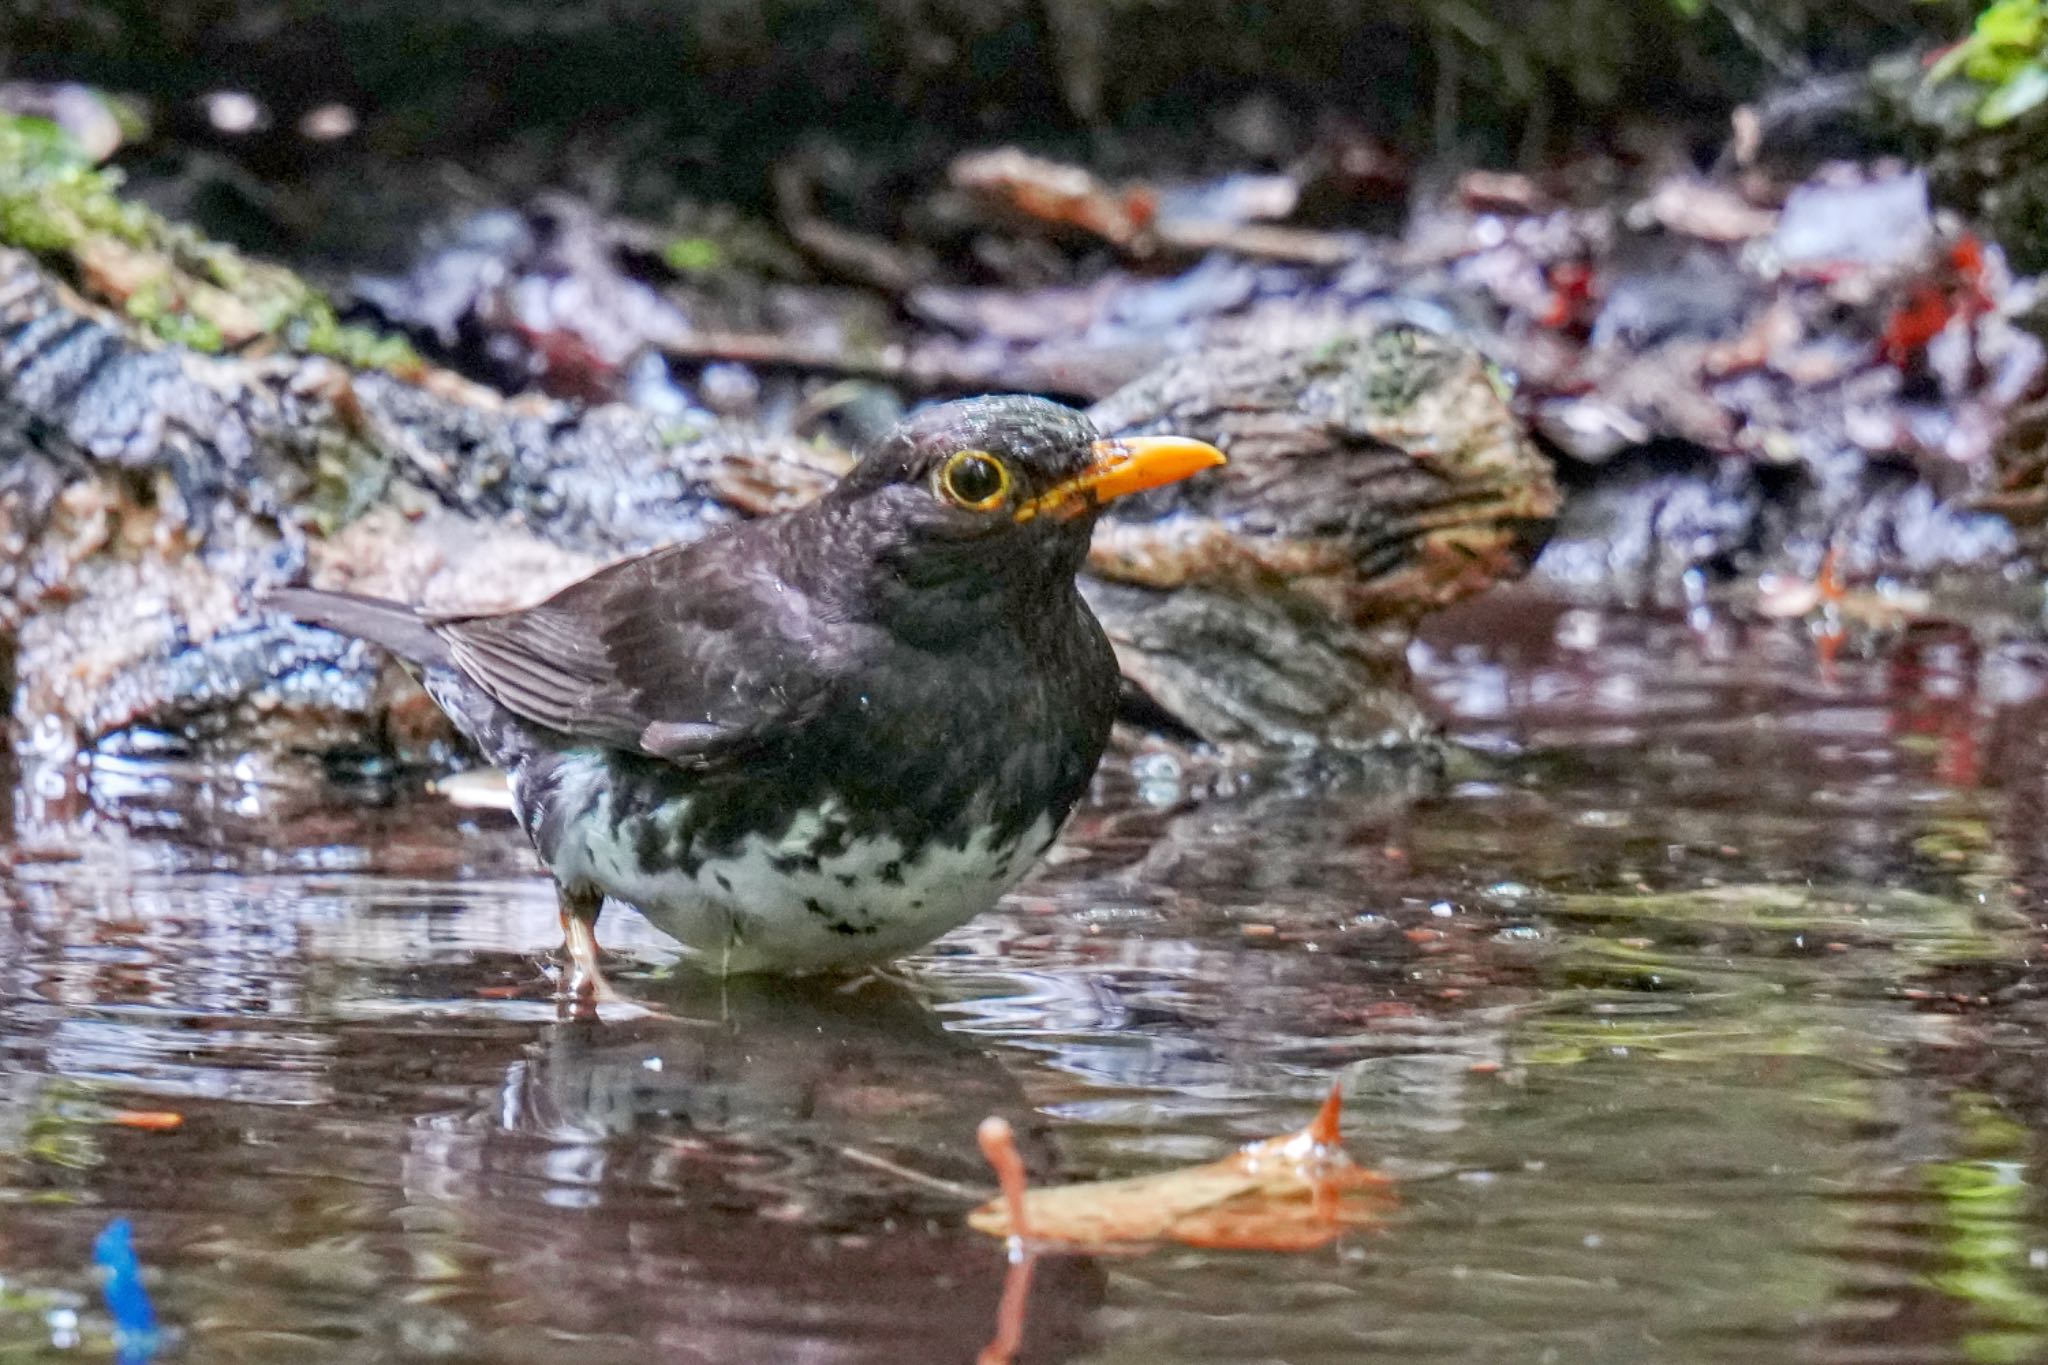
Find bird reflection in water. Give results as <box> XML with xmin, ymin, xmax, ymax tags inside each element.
<box><xmin>402</xmin><ymin>972</ymin><xmax>1104</xmax><ymax>1364</ymax></box>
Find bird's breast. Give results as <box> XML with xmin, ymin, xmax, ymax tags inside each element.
<box><xmin>526</xmin><ymin>748</ymin><xmax>1056</xmax><ymax>973</ymax></box>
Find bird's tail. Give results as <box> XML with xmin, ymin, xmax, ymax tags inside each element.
<box><xmin>265</xmin><ymin>587</ymin><xmax>453</xmax><ymax>667</ymax></box>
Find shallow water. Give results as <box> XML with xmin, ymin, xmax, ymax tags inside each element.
<box><xmin>8</xmin><ymin>590</ymin><xmax>2048</xmax><ymax>1363</ymax></box>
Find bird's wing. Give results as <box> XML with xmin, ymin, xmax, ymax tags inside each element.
<box><xmin>428</xmin><ymin>541</ymin><xmax>846</xmax><ymax>768</ymax></box>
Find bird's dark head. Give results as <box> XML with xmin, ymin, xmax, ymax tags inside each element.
<box><xmin>823</xmin><ymin>395</ymin><xmax>1224</xmax><ymax>621</ymax></box>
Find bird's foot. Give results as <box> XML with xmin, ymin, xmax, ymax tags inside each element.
<box><xmin>559</xmin><ymin>913</ymin><xmax>625</xmax><ymax>1015</ymax></box>
<box><xmin>550</xmin><ymin>886</ymin><xmax>629</xmax><ymax>1018</ymax></box>
<box><xmin>833</xmin><ymin>961</ymin><xmax>929</xmax><ymax>999</ymax></box>
<box><xmin>548</xmin><ymin>918</ymin><xmax>682</xmax><ymax>1022</ymax></box>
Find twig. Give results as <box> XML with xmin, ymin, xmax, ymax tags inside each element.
<box><xmin>977</xmin><ymin>1115</ymin><xmax>1035</xmax><ymax>1243</ymax></box>
<box><xmin>836</xmin><ymin>1144</ymin><xmax>993</xmax><ymax>1202</ymax></box>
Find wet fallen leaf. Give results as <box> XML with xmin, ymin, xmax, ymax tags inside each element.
<box><xmin>969</xmin><ymin>1082</ymin><xmax>1393</xmax><ymax>1251</ymax></box>
<box><xmin>1458</xmin><ymin>169</ymin><xmax>1549</xmax><ymax>214</ymax></box>
<box><xmin>1640</xmin><ymin>178</ymin><xmax>1778</xmax><ymax>244</ymax></box>
<box><xmin>952</xmin><ymin>148</ymin><xmax>1156</xmax><ymax>251</ymax></box>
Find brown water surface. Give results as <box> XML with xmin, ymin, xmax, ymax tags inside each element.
<box><xmin>8</xmin><ymin>590</ymin><xmax>2048</xmax><ymax>1363</ymax></box>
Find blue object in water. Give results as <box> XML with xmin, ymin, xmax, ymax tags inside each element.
<box><xmin>92</xmin><ymin>1219</ymin><xmax>159</xmax><ymax>1363</ymax></box>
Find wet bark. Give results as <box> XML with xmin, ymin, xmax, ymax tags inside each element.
<box><xmin>1085</xmin><ymin>327</ymin><xmax>1551</xmax><ymax>749</ymax></box>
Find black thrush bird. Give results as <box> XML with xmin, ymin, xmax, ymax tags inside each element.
<box><xmin>270</xmin><ymin>395</ymin><xmax>1224</xmax><ymax>996</ymax></box>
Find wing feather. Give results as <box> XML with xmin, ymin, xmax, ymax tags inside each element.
<box><xmin>427</xmin><ymin>538</ymin><xmax>845</xmax><ymax>768</ymax></box>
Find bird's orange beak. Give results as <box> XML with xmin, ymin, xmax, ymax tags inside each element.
<box><xmin>1014</xmin><ymin>435</ymin><xmax>1227</xmax><ymax>523</ymax></box>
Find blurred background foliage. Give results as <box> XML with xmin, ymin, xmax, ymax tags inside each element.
<box><xmin>0</xmin><ymin>3</ymin><xmax>1976</xmax><ymax>180</ymax></box>
<box><xmin>1914</xmin><ymin>0</ymin><xmax>2048</xmax><ymax>268</ymax></box>
<box><xmin>1930</xmin><ymin>0</ymin><xmax>2048</xmax><ymax>126</ymax></box>
<box><xmin>1</xmin><ymin>3</ymin><xmax>2044</xmax><ymax>265</ymax></box>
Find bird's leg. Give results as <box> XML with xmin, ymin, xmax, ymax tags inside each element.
<box><xmin>555</xmin><ymin>885</ymin><xmax>617</xmax><ymax>1009</ymax></box>
<box><xmin>835</xmin><ymin>962</ymin><xmax>926</xmax><ymax>996</ymax></box>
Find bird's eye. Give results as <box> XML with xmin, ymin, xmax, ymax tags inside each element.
<box><xmin>936</xmin><ymin>450</ymin><xmax>1010</xmax><ymax>510</ymax></box>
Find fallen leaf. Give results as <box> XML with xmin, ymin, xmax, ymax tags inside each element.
<box><xmin>107</xmin><ymin>1111</ymin><xmax>183</xmax><ymax>1131</ymax></box>
<box><xmin>951</xmin><ymin>148</ymin><xmax>1156</xmax><ymax>250</ymax></box>
<box><xmin>969</xmin><ymin>1082</ymin><xmax>1393</xmax><ymax>1251</ymax></box>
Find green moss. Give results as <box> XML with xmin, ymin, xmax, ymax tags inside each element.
<box><xmin>0</xmin><ymin>110</ymin><xmax>420</xmax><ymax>373</ymax></box>
<box><xmin>654</xmin><ymin>416</ymin><xmax>713</xmax><ymax>446</ymax></box>
<box><xmin>662</xmin><ymin>235</ymin><xmax>725</xmax><ymax>274</ymax></box>
<box><xmin>0</xmin><ymin>114</ymin><xmax>153</xmax><ymax>252</ymax></box>
<box><xmin>1360</xmin><ymin>327</ymin><xmax>1445</xmax><ymax>413</ymax></box>
<box><xmin>118</xmin><ymin>276</ymin><xmax>222</xmax><ymax>352</ymax></box>
<box><xmin>291</xmin><ymin>309</ymin><xmax>424</xmax><ymax>372</ymax></box>
<box><xmin>661</xmin><ymin>202</ymin><xmax>809</xmax><ymax>283</ymax></box>
<box><xmin>305</xmin><ymin>432</ymin><xmax>397</xmax><ymax>535</ymax></box>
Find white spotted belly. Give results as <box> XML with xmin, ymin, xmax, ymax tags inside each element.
<box><xmin>533</xmin><ymin>757</ymin><xmax>1054</xmax><ymax>975</ymax></box>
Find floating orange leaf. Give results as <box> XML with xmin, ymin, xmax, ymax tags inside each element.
<box><xmin>969</xmin><ymin>1082</ymin><xmax>1394</xmax><ymax>1252</ymax></box>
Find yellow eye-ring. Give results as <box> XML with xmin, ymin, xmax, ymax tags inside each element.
<box><xmin>936</xmin><ymin>449</ymin><xmax>1010</xmax><ymax>510</ymax></box>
